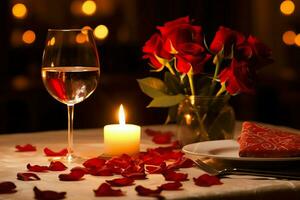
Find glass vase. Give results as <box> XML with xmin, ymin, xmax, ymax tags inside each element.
<box><xmin>176</xmin><ymin>95</ymin><xmax>235</xmax><ymax>146</ymax></box>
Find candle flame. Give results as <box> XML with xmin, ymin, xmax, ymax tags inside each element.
<box><xmin>119</xmin><ymin>104</ymin><xmax>126</xmax><ymax>125</ymax></box>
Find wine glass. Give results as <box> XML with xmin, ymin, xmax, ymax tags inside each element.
<box><xmin>41</xmin><ymin>29</ymin><xmax>100</xmax><ymax>162</ymax></box>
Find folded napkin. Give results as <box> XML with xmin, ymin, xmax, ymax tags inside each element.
<box><xmin>238</xmin><ymin>122</ymin><xmax>300</xmax><ymax>157</ymax></box>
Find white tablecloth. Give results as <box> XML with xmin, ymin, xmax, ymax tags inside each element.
<box><xmin>0</xmin><ymin>124</ymin><xmax>300</xmax><ymax>200</ymax></box>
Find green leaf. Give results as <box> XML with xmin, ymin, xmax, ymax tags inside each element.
<box><xmin>164</xmin><ymin>72</ymin><xmax>182</xmax><ymax>94</ymax></box>
<box><xmin>147</xmin><ymin>94</ymin><xmax>185</xmax><ymax>108</ymax></box>
<box><xmin>137</xmin><ymin>77</ymin><xmax>167</xmax><ymax>98</ymax></box>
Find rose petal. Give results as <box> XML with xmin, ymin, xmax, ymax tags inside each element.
<box><xmin>58</xmin><ymin>169</ymin><xmax>85</xmax><ymax>181</ymax></box>
<box><xmin>146</xmin><ymin>162</ymin><xmax>166</xmax><ymax>174</ymax></box>
<box><xmin>167</xmin><ymin>157</ymin><xmax>194</xmax><ymax>170</ymax></box>
<box><xmin>193</xmin><ymin>174</ymin><xmax>223</xmax><ymax>187</ymax></box>
<box><xmin>152</xmin><ymin>133</ymin><xmax>173</xmax><ymax>144</ymax></box>
<box><xmin>43</xmin><ymin>147</ymin><xmax>68</xmax><ymax>157</ymax></box>
<box><xmin>159</xmin><ymin>182</ymin><xmax>182</xmax><ymax>190</ymax></box>
<box><xmin>0</xmin><ymin>181</ymin><xmax>17</xmax><ymax>194</ymax></box>
<box><xmin>151</xmin><ymin>141</ymin><xmax>181</xmax><ymax>154</ymax></box>
<box><xmin>140</xmin><ymin>151</ymin><xmax>165</xmax><ymax>165</ymax></box>
<box><xmin>106</xmin><ymin>177</ymin><xmax>135</xmax><ymax>187</ymax></box>
<box><xmin>123</xmin><ymin>163</ymin><xmax>145</xmax><ymax>174</ymax></box>
<box><xmin>15</xmin><ymin>144</ymin><xmax>36</xmax><ymax>152</ymax></box>
<box><xmin>163</xmin><ymin>170</ymin><xmax>188</xmax><ymax>181</ymax></box>
<box><xmin>94</xmin><ymin>183</ymin><xmax>124</xmax><ymax>197</ymax></box>
<box><xmin>122</xmin><ymin>172</ymin><xmax>147</xmax><ymax>180</ymax></box>
<box><xmin>17</xmin><ymin>173</ymin><xmax>40</xmax><ymax>181</ymax></box>
<box><xmin>33</xmin><ymin>186</ymin><xmax>66</xmax><ymax>200</ymax></box>
<box><xmin>89</xmin><ymin>166</ymin><xmax>114</xmax><ymax>176</ymax></box>
<box><xmin>70</xmin><ymin>166</ymin><xmax>89</xmax><ymax>174</ymax></box>
<box><xmin>27</xmin><ymin>164</ymin><xmax>48</xmax><ymax>172</ymax></box>
<box><xmin>162</xmin><ymin>151</ymin><xmax>184</xmax><ymax>161</ymax></box>
<box><xmin>135</xmin><ymin>185</ymin><xmax>162</xmax><ymax>197</ymax></box>
<box><xmin>106</xmin><ymin>154</ymin><xmax>133</xmax><ymax>169</ymax></box>
<box><xmin>48</xmin><ymin>161</ymin><xmax>68</xmax><ymax>171</ymax></box>
<box><xmin>83</xmin><ymin>157</ymin><xmax>106</xmax><ymax>169</ymax></box>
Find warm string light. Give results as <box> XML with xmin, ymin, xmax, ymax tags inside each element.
<box><xmin>22</xmin><ymin>30</ymin><xmax>36</xmax><ymax>44</ymax></box>
<box><xmin>12</xmin><ymin>3</ymin><xmax>27</xmax><ymax>19</ymax></box>
<box><xmin>280</xmin><ymin>0</ymin><xmax>295</xmax><ymax>15</ymax></box>
<box><xmin>282</xmin><ymin>30</ymin><xmax>296</xmax><ymax>45</ymax></box>
<box><xmin>94</xmin><ymin>25</ymin><xmax>109</xmax><ymax>40</ymax></box>
<box><xmin>81</xmin><ymin>0</ymin><xmax>97</xmax><ymax>16</ymax></box>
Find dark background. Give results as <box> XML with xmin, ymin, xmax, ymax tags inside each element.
<box><xmin>0</xmin><ymin>0</ymin><xmax>300</xmax><ymax>134</ymax></box>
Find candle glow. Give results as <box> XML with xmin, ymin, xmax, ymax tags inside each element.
<box><xmin>119</xmin><ymin>104</ymin><xmax>125</xmax><ymax>125</ymax></box>
<box><xmin>104</xmin><ymin>104</ymin><xmax>141</xmax><ymax>156</ymax></box>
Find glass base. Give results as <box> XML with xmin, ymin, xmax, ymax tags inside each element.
<box><xmin>48</xmin><ymin>154</ymin><xmax>86</xmax><ymax>164</ymax></box>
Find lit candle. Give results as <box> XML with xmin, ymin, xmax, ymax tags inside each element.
<box><xmin>104</xmin><ymin>105</ymin><xmax>141</xmax><ymax>156</ymax></box>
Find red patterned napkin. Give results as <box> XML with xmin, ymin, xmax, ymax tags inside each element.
<box><xmin>238</xmin><ymin>122</ymin><xmax>300</xmax><ymax>157</ymax></box>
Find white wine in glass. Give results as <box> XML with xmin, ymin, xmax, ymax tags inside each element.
<box><xmin>41</xmin><ymin>29</ymin><xmax>100</xmax><ymax>162</ymax></box>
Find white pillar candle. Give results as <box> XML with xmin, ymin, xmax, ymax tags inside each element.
<box><xmin>104</xmin><ymin>105</ymin><xmax>141</xmax><ymax>156</ymax></box>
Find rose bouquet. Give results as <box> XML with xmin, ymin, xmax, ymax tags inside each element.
<box><xmin>138</xmin><ymin>16</ymin><xmax>272</xmax><ymax>143</ymax></box>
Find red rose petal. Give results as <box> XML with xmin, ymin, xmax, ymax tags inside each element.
<box><xmin>151</xmin><ymin>141</ymin><xmax>181</xmax><ymax>154</ymax></box>
<box><xmin>167</xmin><ymin>157</ymin><xmax>194</xmax><ymax>170</ymax></box>
<box><xmin>48</xmin><ymin>161</ymin><xmax>68</xmax><ymax>171</ymax></box>
<box><xmin>145</xmin><ymin>128</ymin><xmax>160</xmax><ymax>136</ymax></box>
<box><xmin>44</xmin><ymin>147</ymin><xmax>68</xmax><ymax>157</ymax></box>
<box><xmin>193</xmin><ymin>174</ymin><xmax>223</xmax><ymax>187</ymax></box>
<box><xmin>27</xmin><ymin>164</ymin><xmax>48</xmax><ymax>172</ymax></box>
<box><xmin>94</xmin><ymin>183</ymin><xmax>124</xmax><ymax>197</ymax></box>
<box><xmin>123</xmin><ymin>163</ymin><xmax>145</xmax><ymax>174</ymax></box>
<box><xmin>145</xmin><ymin>129</ymin><xmax>174</xmax><ymax>144</ymax></box>
<box><xmin>33</xmin><ymin>186</ymin><xmax>66</xmax><ymax>200</ymax></box>
<box><xmin>122</xmin><ymin>172</ymin><xmax>147</xmax><ymax>180</ymax></box>
<box><xmin>163</xmin><ymin>170</ymin><xmax>188</xmax><ymax>181</ymax></box>
<box><xmin>89</xmin><ymin>166</ymin><xmax>114</xmax><ymax>176</ymax></box>
<box><xmin>135</xmin><ymin>185</ymin><xmax>162</xmax><ymax>197</ymax></box>
<box><xmin>146</xmin><ymin>162</ymin><xmax>166</xmax><ymax>174</ymax></box>
<box><xmin>0</xmin><ymin>181</ymin><xmax>17</xmax><ymax>194</ymax></box>
<box><xmin>106</xmin><ymin>177</ymin><xmax>135</xmax><ymax>187</ymax></box>
<box><xmin>17</xmin><ymin>172</ymin><xmax>40</xmax><ymax>181</ymax></box>
<box><xmin>70</xmin><ymin>166</ymin><xmax>89</xmax><ymax>174</ymax></box>
<box><xmin>106</xmin><ymin>154</ymin><xmax>134</xmax><ymax>169</ymax></box>
<box><xmin>83</xmin><ymin>157</ymin><xmax>106</xmax><ymax>169</ymax></box>
<box><xmin>58</xmin><ymin>169</ymin><xmax>85</xmax><ymax>181</ymax></box>
<box><xmin>159</xmin><ymin>182</ymin><xmax>182</xmax><ymax>190</ymax></box>
<box><xmin>15</xmin><ymin>144</ymin><xmax>36</xmax><ymax>152</ymax></box>
<box><xmin>162</xmin><ymin>151</ymin><xmax>184</xmax><ymax>161</ymax></box>
<box><xmin>152</xmin><ymin>133</ymin><xmax>173</xmax><ymax>144</ymax></box>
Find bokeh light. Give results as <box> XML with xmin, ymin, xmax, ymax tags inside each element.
<box><xmin>48</xmin><ymin>37</ymin><xmax>56</xmax><ymax>46</ymax></box>
<box><xmin>294</xmin><ymin>34</ymin><xmax>300</xmax><ymax>46</ymax></box>
<box><xmin>94</xmin><ymin>25</ymin><xmax>109</xmax><ymax>40</ymax></box>
<box><xmin>22</xmin><ymin>30</ymin><xmax>36</xmax><ymax>44</ymax></box>
<box><xmin>12</xmin><ymin>3</ymin><xmax>27</xmax><ymax>19</ymax></box>
<box><xmin>282</xmin><ymin>30</ymin><xmax>296</xmax><ymax>45</ymax></box>
<box><xmin>76</xmin><ymin>33</ymin><xmax>88</xmax><ymax>44</ymax></box>
<box><xmin>82</xmin><ymin>0</ymin><xmax>97</xmax><ymax>16</ymax></box>
<box><xmin>280</xmin><ymin>0</ymin><xmax>295</xmax><ymax>15</ymax></box>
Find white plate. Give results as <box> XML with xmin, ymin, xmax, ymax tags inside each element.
<box><xmin>182</xmin><ymin>140</ymin><xmax>300</xmax><ymax>162</ymax></box>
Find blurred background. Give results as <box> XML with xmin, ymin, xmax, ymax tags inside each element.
<box><xmin>0</xmin><ymin>0</ymin><xmax>300</xmax><ymax>134</ymax></box>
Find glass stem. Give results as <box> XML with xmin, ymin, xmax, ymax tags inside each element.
<box><xmin>67</xmin><ymin>104</ymin><xmax>74</xmax><ymax>160</ymax></box>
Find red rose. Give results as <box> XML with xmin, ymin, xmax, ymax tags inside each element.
<box><xmin>219</xmin><ymin>59</ymin><xmax>255</xmax><ymax>95</ymax></box>
<box><xmin>210</xmin><ymin>26</ymin><xmax>245</xmax><ymax>57</ymax></box>
<box><xmin>142</xmin><ymin>33</ymin><xmax>172</xmax><ymax>69</ymax></box>
<box><xmin>157</xmin><ymin>16</ymin><xmax>203</xmax><ymax>54</ymax></box>
<box><xmin>175</xmin><ymin>43</ymin><xmax>211</xmax><ymax>74</ymax></box>
<box><xmin>155</xmin><ymin>16</ymin><xmax>210</xmax><ymax>74</ymax></box>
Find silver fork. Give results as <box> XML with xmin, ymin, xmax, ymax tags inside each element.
<box><xmin>194</xmin><ymin>159</ymin><xmax>300</xmax><ymax>180</ymax></box>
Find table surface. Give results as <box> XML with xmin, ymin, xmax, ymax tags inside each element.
<box><xmin>0</xmin><ymin>123</ymin><xmax>300</xmax><ymax>200</ymax></box>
